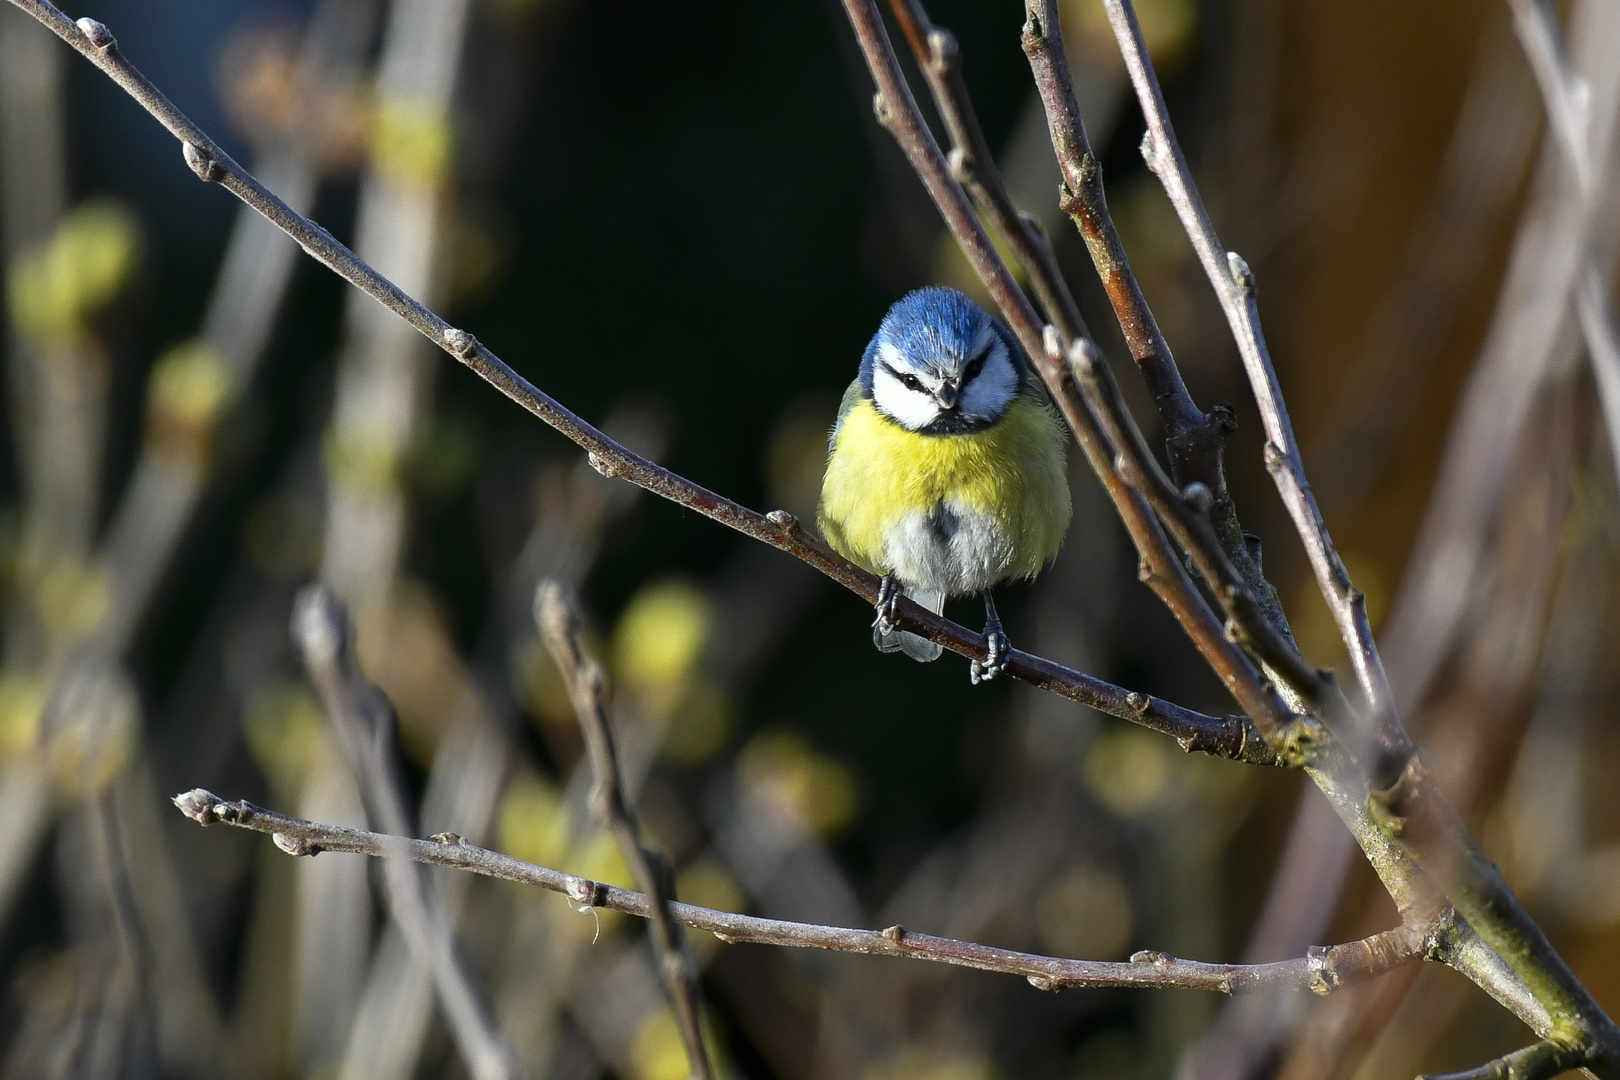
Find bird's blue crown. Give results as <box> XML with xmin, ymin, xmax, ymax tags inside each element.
<box><xmin>858</xmin><ymin>286</ymin><xmax>1024</xmax><ymax>396</ymax></box>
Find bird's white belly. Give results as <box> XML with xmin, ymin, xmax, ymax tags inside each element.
<box><xmin>883</xmin><ymin>500</ymin><xmax>1014</xmax><ymax>596</ymax></box>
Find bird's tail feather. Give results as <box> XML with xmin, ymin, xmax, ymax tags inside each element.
<box><xmin>874</xmin><ymin>587</ymin><xmax>945</xmax><ymax>662</ymax></box>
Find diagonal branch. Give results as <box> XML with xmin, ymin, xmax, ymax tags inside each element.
<box><xmin>1097</xmin><ymin>0</ymin><xmax>1406</xmax><ymax>778</ymax></box>
<box><xmin>882</xmin><ymin>0</ymin><xmax>1087</xmax><ymax>345</ymax></box>
<box><xmin>536</xmin><ymin>582</ymin><xmax>713</xmax><ymax>1080</ymax></box>
<box><xmin>0</xmin><ymin>0</ymin><xmax>1274</xmax><ymax>766</ymax></box>
<box><xmin>871</xmin><ymin>0</ymin><xmax>1620</xmax><ymax>1064</ymax></box>
<box><xmin>895</xmin><ymin>0</ymin><xmax>1344</xmax><ymax>750</ymax></box>
<box><xmin>170</xmin><ymin>789</ymin><xmax>1434</xmax><ymax>998</ymax></box>
<box><xmin>1505</xmin><ymin>0</ymin><xmax>1620</xmax><ymax>496</ymax></box>
<box><xmin>841</xmin><ymin>0</ymin><xmax>1307</xmax><ymax>751</ymax></box>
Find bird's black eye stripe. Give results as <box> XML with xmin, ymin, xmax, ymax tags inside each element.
<box><xmin>963</xmin><ymin>354</ymin><xmax>986</xmax><ymax>381</ymax></box>
<box><xmin>883</xmin><ymin>363</ymin><xmax>926</xmax><ymax>393</ymax></box>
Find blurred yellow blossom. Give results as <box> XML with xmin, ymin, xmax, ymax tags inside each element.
<box><xmin>370</xmin><ymin>95</ymin><xmax>451</xmax><ymax>188</ymax></box>
<box><xmin>0</xmin><ymin>673</ymin><xmax>46</xmax><ymax>761</ymax></box>
<box><xmin>6</xmin><ymin>201</ymin><xmax>140</xmax><ymax>346</ymax></box>
<box><xmin>1035</xmin><ymin>865</ymin><xmax>1134</xmax><ymax>959</ymax></box>
<box><xmin>613</xmin><ymin>579</ymin><xmax>711</xmax><ymax>701</ymax></box>
<box><xmin>36</xmin><ymin>558</ymin><xmax>110</xmax><ymax>644</ymax></box>
<box><xmin>243</xmin><ymin>682</ymin><xmax>326</xmax><ymax>796</ymax></box>
<box><xmin>498</xmin><ymin>772</ymin><xmax>572</xmax><ymax>870</ymax></box>
<box><xmin>1084</xmin><ymin>725</ymin><xmax>1170</xmax><ymax>817</ymax></box>
<box><xmin>147</xmin><ymin>340</ymin><xmax>233</xmax><ymax>464</ymax></box>
<box><xmin>737</xmin><ymin>730</ymin><xmax>858</xmax><ymax>837</ymax></box>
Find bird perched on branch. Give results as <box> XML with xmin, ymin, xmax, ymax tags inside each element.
<box><xmin>818</xmin><ymin>286</ymin><xmax>1071</xmax><ymax>683</ymax></box>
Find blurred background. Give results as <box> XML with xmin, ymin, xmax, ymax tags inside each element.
<box><xmin>0</xmin><ymin>0</ymin><xmax>1617</xmax><ymax>1077</ymax></box>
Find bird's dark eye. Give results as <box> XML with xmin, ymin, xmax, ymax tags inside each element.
<box><xmin>900</xmin><ymin>373</ymin><xmax>924</xmax><ymax>392</ymax></box>
<box><xmin>963</xmin><ymin>354</ymin><xmax>986</xmax><ymax>382</ymax></box>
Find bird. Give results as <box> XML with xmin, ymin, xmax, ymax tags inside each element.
<box><xmin>817</xmin><ymin>286</ymin><xmax>1071</xmax><ymax>683</ymax></box>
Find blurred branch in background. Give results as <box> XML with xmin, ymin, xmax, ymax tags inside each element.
<box><xmin>537</xmin><ymin>581</ymin><xmax>714</xmax><ymax>1080</ymax></box>
<box><xmin>293</xmin><ymin>585</ymin><xmax>521</xmax><ymax>1080</ymax></box>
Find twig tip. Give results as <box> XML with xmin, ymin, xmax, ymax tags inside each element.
<box><xmin>534</xmin><ymin>579</ymin><xmax>579</xmax><ymax>643</ymax></box>
<box><xmin>290</xmin><ymin>585</ymin><xmax>347</xmax><ymax>665</ymax></box>
<box><xmin>172</xmin><ymin>788</ymin><xmax>222</xmax><ymax>823</ymax></box>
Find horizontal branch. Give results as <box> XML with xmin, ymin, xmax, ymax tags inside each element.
<box><xmin>172</xmin><ymin>789</ymin><xmax>1431</xmax><ymax>996</ymax></box>
<box><xmin>0</xmin><ymin>0</ymin><xmax>1280</xmax><ymax>768</ymax></box>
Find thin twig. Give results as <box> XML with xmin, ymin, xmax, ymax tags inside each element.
<box><xmin>841</xmin><ymin>0</ymin><xmax>1307</xmax><ymax>750</ymax></box>
<box><xmin>1015</xmin><ymin>1</ymin><xmax>1219</xmax><ymax>462</ymax></box>
<box><xmin>535</xmin><ymin>582</ymin><xmax>713</xmax><ymax>1080</ymax></box>
<box><xmin>1417</xmin><ymin>1038</ymin><xmax>1588</xmax><ymax>1080</ymax></box>
<box><xmin>170</xmin><ymin>788</ymin><xmax>1433</xmax><ymax>997</ymax></box>
<box><xmin>0</xmin><ymin>0</ymin><xmax>1278</xmax><ymax>766</ymax></box>
<box><xmin>1098</xmin><ymin>0</ymin><xmax>1406</xmax><ymax>778</ymax></box>
<box><xmin>881</xmin><ymin>0</ymin><xmax>1086</xmax><ymax>343</ymax></box>
<box><xmin>1505</xmin><ymin>0</ymin><xmax>1620</xmax><ymax>495</ymax></box>
<box><xmin>290</xmin><ymin>587</ymin><xmax>523</xmax><ymax>1080</ymax></box>
<box><xmin>897</xmin><ymin>0</ymin><xmax>1302</xmax><ymax>691</ymax></box>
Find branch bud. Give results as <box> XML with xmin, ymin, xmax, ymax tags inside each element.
<box><xmin>75</xmin><ymin>17</ymin><xmax>114</xmax><ymax>51</ymax></box>
<box><xmin>1226</xmin><ymin>251</ymin><xmax>1255</xmax><ymax>293</ymax></box>
<box><xmin>182</xmin><ymin>142</ymin><xmax>223</xmax><ymax>183</ymax></box>
<box><xmin>442</xmin><ymin>327</ymin><xmax>477</xmax><ymax>358</ymax></box>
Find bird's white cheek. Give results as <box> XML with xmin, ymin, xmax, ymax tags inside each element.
<box><xmin>872</xmin><ymin>371</ymin><xmax>941</xmax><ymax>430</ymax></box>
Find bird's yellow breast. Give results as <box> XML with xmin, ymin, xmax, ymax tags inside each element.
<box><xmin>818</xmin><ymin>395</ymin><xmax>1071</xmax><ymax>584</ymax></box>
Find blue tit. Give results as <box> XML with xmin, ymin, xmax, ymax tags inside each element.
<box><xmin>817</xmin><ymin>286</ymin><xmax>1071</xmax><ymax>683</ymax></box>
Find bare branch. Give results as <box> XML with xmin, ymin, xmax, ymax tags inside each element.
<box><xmin>290</xmin><ymin>587</ymin><xmax>523</xmax><ymax>1080</ymax></box>
<box><xmin>841</xmin><ymin>0</ymin><xmax>1307</xmax><ymax>750</ymax></box>
<box><xmin>881</xmin><ymin>0</ymin><xmax>1087</xmax><ymax>344</ymax></box>
<box><xmin>1417</xmin><ymin>1038</ymin><xmax>1588</xmax><ymax>1080</ymax></box>
<box><xmin>1016</xmin><ymin>0</ymin><xmax>1206</xmax><ymax>446</ymax></box>
<box><xmin>535</xmin><ymin>582</ymin><xmax>712</xmax><ymax>1080</ymax></box>
<box><xmin>1097</xmin><ymin>0</ymin><xmax>1406</xmax><ymax>777</ymax></box>
<box><xmin>170</xmin><ymin>789</ymin><xmax>1432</xmax><ymax>997</ymax></box>
<box><xmin>0</xmin><ymin>0</ymin><xmax>1268</xmax><ymax>762</ymax></box>
<box><xmin>1505</xmin><ymin>0</ymin><xmax>1620</xmax><ymax>496</ymax></box>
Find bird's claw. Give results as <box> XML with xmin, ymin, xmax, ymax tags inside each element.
<box><xmin>872</xmin><ymin>575</ymin><xmax>901</xmax><ymax>635</ymax></box>
<box><xmin>971</xmin><ymin>627</ymin><xmax>1010</xmax><ymax>684</ymax></box>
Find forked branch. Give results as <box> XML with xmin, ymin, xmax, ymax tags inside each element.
<box><xmin>171</xmin><ymin>789</ymin><xmax>1434</xmax><ymax>997</ymax></box>
<box><xmin>0</xmin><ymin>0</ymin><xmax>1275</xmax><ymax>766</ymax></box>
<box><xmin>1095</xmin><ymin>0</ymin><xmax>1404</xmax><ymax>774</ymax></box>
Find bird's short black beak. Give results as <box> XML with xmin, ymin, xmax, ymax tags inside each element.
<box><xmin>937</xmin><ymin>382</ymin><xmax>960</xmax><ymax>410</ymax></box>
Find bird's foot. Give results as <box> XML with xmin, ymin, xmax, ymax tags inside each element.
<box><xmin>872</xmin><ymin>575</ymin><xmax>902</xmax><ymax>636</ymax></box>
<box><xmin>971</xmin><ymin>626</ymin><xmax>1010</xmax><ymax>684</ymax></box>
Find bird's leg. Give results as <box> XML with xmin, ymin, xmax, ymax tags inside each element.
<box><xmin>872</xmin><ymin>574</ymin><xmax>902</xmax><ymax>636</ymax></box>
<box><xmin>970</xmin><ymin>591</ymin><xmax>1010</xmax><ymax>684</ymax></box>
